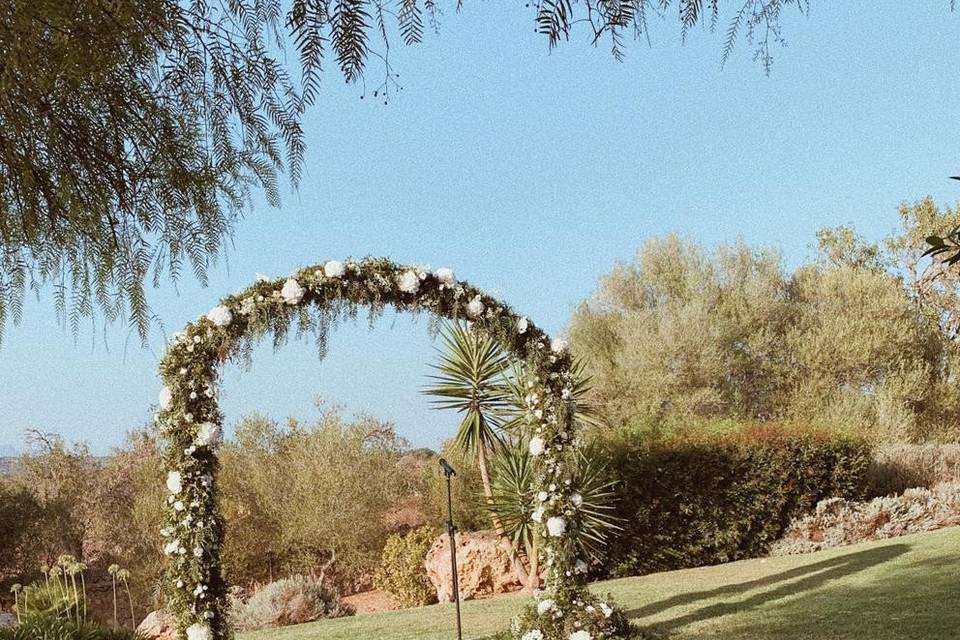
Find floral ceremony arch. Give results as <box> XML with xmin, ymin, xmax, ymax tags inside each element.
<box><xmin>155</xmin><ymin>258</ymin><xmax>632</xmax><ymax>640</ymax></box>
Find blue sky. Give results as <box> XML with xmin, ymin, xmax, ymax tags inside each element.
<box><xmin>2</xmin><ymin>3</ymin><xmax>959</xmax><ymax>454</ymax></box>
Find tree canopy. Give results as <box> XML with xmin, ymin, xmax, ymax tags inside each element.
<box><xmin>0</xmin><ymin>0</ymin><xmax>823</xmax><ymax>344</ymax></box>
<box><xmin>569</xmin><ymin>199</ymin><xmax>960</xmax><ymax>443</ymax></box>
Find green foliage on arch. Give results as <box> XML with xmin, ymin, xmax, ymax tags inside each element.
<box><xmin>155</xmin><ymin>257</ymin><xmax>632</xmax><ymax>640</ymax></box>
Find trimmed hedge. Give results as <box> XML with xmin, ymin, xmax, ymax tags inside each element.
<box><xmin>601</xmin><ymin>426</ymin><xmax>871</xmax><ymax>577</ymax></box>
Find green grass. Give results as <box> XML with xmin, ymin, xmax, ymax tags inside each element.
<box><xmin>240</xmin><ymin>527</ymin><xmax>960</xmax><ymax>640</ymax></box>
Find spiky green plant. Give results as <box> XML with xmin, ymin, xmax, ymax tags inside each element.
<box><xmin>423</xmin><ymin>322</ymin><xmax>513</xmax><ymax>533</ymax></box>
<box><xmin>502</xmin><ymin>358</ymin><xmax>603</xmax><ymax>434</ymax></box>
<box><xmin>490</xmin><ymin>442</ymin><xmax>621</xmax><ymax>585</ymax></box>
<box><xmin>17</xmin><ymin>580</ymin><xmax>77</xmax><ymax>620</ymax></box>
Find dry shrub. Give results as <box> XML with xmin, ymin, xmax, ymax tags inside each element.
<box><xmin>229</xmin><ymin>575</ymin><xmax>353</xmax><ymax>631</ymax></box>
<box><xmin>770</xmin><ymin>483</ymin><xmax>960</xmax><ymax>555</ymax></box>
<box><xmin>868</xmin><ymin>444</ymin><xmax>960</xmax><ymax>496</ymax></box>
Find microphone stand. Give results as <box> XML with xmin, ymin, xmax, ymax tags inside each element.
<box><xmin>439</xmin><ymin>458</ymin><xmax>463</xmax><ymax>640</ymax></box>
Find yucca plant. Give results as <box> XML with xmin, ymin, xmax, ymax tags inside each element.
<box><xmin>423</xmin><ymin>322</ymin><xmax>513</xmax><ymax>533</ymax></box>
<box><xmin>488</xmin><ymin>441</ymin><xmax>539</xmax><ymax>589</ymax></box>
<box><xmin>490</xmin><ymin>441</ymin><xmax>621</xmax><ymax>588</ymax></box>
<box><xmin>501</xmin><ymin>358</ymin><xmax>604</xmax><ymax>434</ymax></box>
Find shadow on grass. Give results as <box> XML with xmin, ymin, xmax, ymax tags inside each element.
<box><xmin>626</xmin><ymin>543</ymin><xmax>910</xmax><ymax>633</ymax></box>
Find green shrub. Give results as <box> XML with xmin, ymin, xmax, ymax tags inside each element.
<box><xmin>0</xmin><ymin>616</ymin><xmax>143</xmax><ymax>640</ymax></box>
<box><xmin>602</xmin><ymin>425</ymin><xmax>871</xmax><ymax>577</ymax></box>
<box><xmin>373</xmin><ymin>526</ymin><xmax>439</xmax><ymax>608</ymax></box>
<box><xmin>0</xmin><ymin>482</ymin><xmax>41</xmax><ymax>578</ymax></box>
<box><xmin>16</xmin><ymin>580</ymin><xmax>80</xmax><ymax>620</ymax></box>
<box><xmin>229</xmin><ymin>575</ymin><xmax>352</xmax><ymax>631</ymax></box>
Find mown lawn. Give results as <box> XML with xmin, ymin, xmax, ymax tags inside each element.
<box><xmin>240</xmin><ymin>526</ymin><xmax>960</xmax><ymax>640</ymax></box>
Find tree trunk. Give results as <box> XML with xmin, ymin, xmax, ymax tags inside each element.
<box><xmin>523</xmin><ymin>535</ymin><xmax>540</xmax><ymax>592</ymax></box>
<box><xmin>476</xmin><ymin>444</ymin><xmax>505</xmax><ymax>536</ymax></box>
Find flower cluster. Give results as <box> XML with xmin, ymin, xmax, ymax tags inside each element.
<box><xmin>510</xmin><ymin>590</ymin><xmax>634</xmax><ymax>640</ymax></box>
<box><xmin>156</xmin><ymin>257</ymin><xmax>620</xmax><ymax>640</ymax></box>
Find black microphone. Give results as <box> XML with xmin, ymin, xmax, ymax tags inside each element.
<box><xmin>439</xmin><ymin>458</ymin><xmax>457</xmax><ymax>478</ymax></box>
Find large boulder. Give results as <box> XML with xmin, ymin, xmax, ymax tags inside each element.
<box><xmin>424</xmin><ymin>529</ymin><xmax>527</xmax><ymax>602</ymax></box>
<box><xmin>136</xmin><ymin>610</ymin><xmax>177</xmax><ymax>640</ymax></box>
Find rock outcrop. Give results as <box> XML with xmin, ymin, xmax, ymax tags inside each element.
<box><xmin>424</xmin><ymin>529</ymin><xmax>528</xmax><ymax>602</ymax></box>
<box><xmin>136</xmin><ymin>610</ymin><xmax>177</xmax><ymax>640</ymax></box>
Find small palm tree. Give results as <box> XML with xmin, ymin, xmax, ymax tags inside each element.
<box><xmin>424</xmin><ymin>322</ymin><xmax>512</xmax><ymax>533</ymax></box>
<box><xmin>492</xmin><ymin>362</ymin><xmax>619</xmax><ymax>589</ymax></box>
<box><xmin>501</xmin><ymin>358</ymin><xmax>604</xmax><ymax>434</ymax></box>
<box><xmin>490</xmin><ymin>441</ymin><xmax>621</xmax><ymax>589</ymax></box>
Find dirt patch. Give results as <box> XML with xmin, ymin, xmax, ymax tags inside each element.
<box><xmin>341</xmin><ymin>590</ymin><xmax>397</xmax><ymax>615</ymax></box>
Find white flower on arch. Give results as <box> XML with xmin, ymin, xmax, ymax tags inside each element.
<box><xmin>323</xmin><ymin>261</ymin><xmax>345</xmax><ymax>278</ymax></box>
<box><xmin>546</xmin><ymin>516</ymin><xmax>567</xmax><ymax>537</ymax></box>
<box><xmin>159</xmin><ymin>387</ymin><xmax>173</xmax><ymax>410</ymax></box>
<box><xmin>206</xmin><ymin>305</ymin><xmax>232</xmax><ymax>327</ymax></box>
<box><xmin>528</xmin><ymin>437</ymin><xmax>545</xmax><ymax>457</ymax></box>
<box><xmin>186</xmin><ymin>623</ymin><xmax>212</xmax><ymax>640</ymax></box>
<box><xmin>517</xmin><ymin>317</ymin><xmax>529</xmax><ymax>334</ymax></box>
<box><xmin>166</xmin><ymin>471</ymin><xmax>182</xmax><ymax>494</ymax></box>
<box><xmin>398</xmin><ymin>270</ymin><xmax>420</xmax><ymax>293</ymax></box>
<box><xmin>196</xmin><ymin>422</ymin><xmax>221</xmax><ymax>448</ymax></box>
<box><xmin>465</xmin><ymin>295</ymin><xmax>484</xmax><ymax>318</ymax></box>
<box><xmin>281</xmin><ymin>278</ymin><xmax>305</xmax><ymax>305</ymax></box>
<box><xmin>536</xmin><ymin>599</ymin><xmax>555</xmax><ymax>615</ymax></box>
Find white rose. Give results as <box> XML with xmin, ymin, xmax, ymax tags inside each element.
<box><xmin>281</xmin><ymin>278</ymin><xmax>305</xmax><ymax>305</ymax></box>
<box><xmin>550</xmin><ymin>337</ymin><xmax>568</xmax><ymax>353</ymax></box>
<box><xmin>571</xmin><ymin>493</ymin><xmax>584</xmax><ymax>508</ymax></box>
<box><xmin>528</xmin><ymin>437</ymin><xmax>545</xmax><ymax>457</ymax></box>
<box><xmin>166</xmin><ymin>471</ymin><xmax>182</xmax><ymax>494</ymax></box>
<box><xmin>205</xmin><ymin>305</ymin><xmax>232</xmax><ymax>327</ymax></box>
<box><xmin>173</xmin><ymin>501</ymin><xmax>185</xmax><ymax>512</ymax></box>
<box><xmin>159</xmin><ymin>387</ymin><xmax>173</xmax><ymax>410</ymax></box>
<box><xmin>537</xmin><ymin>491</ymin><xmax>549</xmax><ymax>502</ymax></box>
<box><xmin>164</xmin><ymin>540</ymin><xmax>180</xmax><ymax>556</ymax></box>
<box><xmin>569</xmin><ymin>631</ymin><xmax>592</xmax><ymax>640</ymax></box>
<box><xmin>536</xmin><ymin>599</ymin><xmax>555</xmax><ymax>615</ymax></box>
<box><xmin>517</xmin><ymin>317</ymin><xmax>529</xmax><ymax>334</ymax></box>
<box><xmin>522</xmin><ymin>631</ymin><xmax>544</xmax><ymax>640</ymax></box>
<box><xmin>186</xmin><ymin>623</ymin><xmax>212</xmax><ymax>640</ymax></box>
<box><xmin>465</xmin><ymin>295</ymin><xmax>485</xmax><ymax>318</ymax></box>
<box><xmin>598</xmin><ymin>602</ymin><xmax>613</xmax><ymax>618</ymax></box>
<box><xmin>239</xmin><ymin>297</ymin><xmax>256</xmax><ymax>315</ymax></box>
<box><xmin>398</xmin><ymin>270</ymin><xmax>420</xmax><ymax>294</ymax></box>
<box><xmin>531</xmin><ymin>507</ymin><xmax>545</xmax><ymax>524</ymax></box>
<box><xmin>324</xmin><ymin>261</ymin><xmax>345</xmax><ymax>278</ymax></box>
<box><xmin>546</xmin><ymin>516</ymin><xmax>567</xmax><ymax>537</ymax></box>
<box><xmin>195</xmin><ymin>422</ymin><xmax>221</xmax><ymax>448</ymax></box>
<box><xmin>435</xmin><ymin>268</ymin><xmax>455</xmax><ymax>286</ymax></box>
